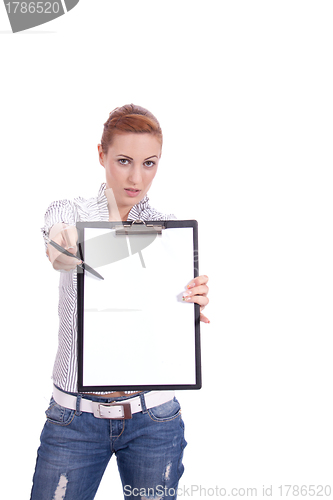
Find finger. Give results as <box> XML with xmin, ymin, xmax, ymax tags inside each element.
<box><xmin>183</xmin><ymin>284</ymin><xmax>209</xmax><ymax>298</ymax></box>
<box><xmin>187</xmin><ymin>275</ymin><xmax>209</xmax><ymax>289</ymax></box>
<box><xmin>53</xmin><ymin>260</ymin><xmax>81</xmax><ymax>272</ymax></box>
<box><xmin>182</xmin><ymin>286</ymin><xmax>209</xmax><ymax>303</ymax></box>
<box><xmin>200</xmin><ymin>312</ymin><xmax>210</xmax><ymax>324</ymax></box>
<box><xmin>62</xmin><ymin>226</ymin><xmax>79</xmax><ymax>251</ymax></box>
<box><xmin>53</xmin><ymin>254</ymin><xmax>81</xmax><ymax>271</ymax></box>
<box><xmin>50</xmin><ymin>244</ymin><xmax>81</xmax><ymax>270</ymax></box>
<box><xmin>49</xmin><ymin>224</ymin><xmax>78</xmax><ymax>249</ymax></box>
<box><xmin>182</xmin><ymin>293</ymin><xmax>209</xmax><ymax>308</ymax></box>
<box><xmin>48</xmin><ymin>242</ymin><xmax>78</xmax><ymax>268</ymax></box>
<box><xmin>49</xmin><ymin>222</ymin><xmax>68</xmax><ymax>242</ymax></box>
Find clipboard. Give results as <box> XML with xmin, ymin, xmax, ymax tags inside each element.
<box><xmin>77</xmin><ymin>220</ymin><xmax>201</xmax><ymax>392</ymax></box>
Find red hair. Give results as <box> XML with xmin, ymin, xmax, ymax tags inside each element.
<box><xmin>100</xmin><ymin>104</ymin><xmax>163</xmax><ymax>154</ymax></box>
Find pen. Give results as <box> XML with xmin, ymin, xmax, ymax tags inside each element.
<box><xmin>46</xmin><ymin>237</ymin><xmax>104</xmax><ymax>280</ymax></box>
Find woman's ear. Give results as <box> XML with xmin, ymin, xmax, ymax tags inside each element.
<box><xmin>97</xmin><ymin>144</ymin><xmax>105</xmax><ymax>167</ymax></box>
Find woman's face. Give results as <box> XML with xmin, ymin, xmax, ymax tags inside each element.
<box><xmin>98</xmin><ymin>132</ymin><xmax>161</xmax><ymax>217</ymax></box>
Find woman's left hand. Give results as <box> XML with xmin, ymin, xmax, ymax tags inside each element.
<box><xmin>183</xmin><ymin>275</ymin><xmax>210</xmax><ymax>324</ymax></box>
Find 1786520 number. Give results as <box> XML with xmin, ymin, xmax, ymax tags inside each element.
<box><xmin>278</xmin><ymin>485</ymin><xmax>331</xmax><ymax>497</ymax></box>
<box><xmin>5</xmin><ymin>2</ymin><xmax>61</xmax><ymax>14</ymax></box>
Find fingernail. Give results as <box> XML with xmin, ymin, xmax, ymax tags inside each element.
<box><xmin>182</xmin><ymin>293</ymin><xmax>192</xmax><ymax>301</ymax></box>
<box><xmin>187</xmin><ymin>282</ymin><xmax>196</xmax><ymax>289</ymax></box>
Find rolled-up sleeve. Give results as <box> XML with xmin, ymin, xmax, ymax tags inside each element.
<box><xmin>41</xmin><ymin>199</ymin><xmax>77</xmax><ymax>251</ymax></box>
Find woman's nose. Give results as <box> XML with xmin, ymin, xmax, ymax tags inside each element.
<box><xmin>128</xmin><ymin>165</ymin><xmax>142</xmax><ymax>184</ymax></box>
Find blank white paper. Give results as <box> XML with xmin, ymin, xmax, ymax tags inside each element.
<box><xmin>81</xmin><ymin>226</ymin><xmax>197</xmax><ymax>387</ymax></box>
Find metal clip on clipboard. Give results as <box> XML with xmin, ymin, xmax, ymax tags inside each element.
<box><xmin>115</xmin><ymin>219</ymin><xmax>165</xmax><ymax>235</ymax></box>
<box><xmin>114</xmin><ymin>220</ymin><xmax>165</xmax><ymax>268</ymax></box>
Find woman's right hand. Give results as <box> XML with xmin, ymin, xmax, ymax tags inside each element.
<box><xmin>47</xmin><ymin>223</ymin><xmax>80</xmax><ymax>271</ymax></box>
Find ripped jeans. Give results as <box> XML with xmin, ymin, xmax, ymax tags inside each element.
<box><xmin>30</xmin><ymin>390</ymin><xmax>186</xmax><ymax>500</ymax></box>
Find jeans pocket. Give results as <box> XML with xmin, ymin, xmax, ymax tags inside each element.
<box><xmin>45</xmin><ymin>397</ymin><xmax>76</xmax><ymax>426</ymax></box>
<box><xmin>148</xmin><ymin>397</ymin><xmax>181</xmax><ymax>422</ymax></box>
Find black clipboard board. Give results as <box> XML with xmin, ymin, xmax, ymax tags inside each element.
<box><xmin>77</xmin><ymin>220</ymin><xmax>201</xmax><ymax>392</ymax></box>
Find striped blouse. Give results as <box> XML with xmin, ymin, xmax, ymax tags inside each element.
<box><xmin>41</xmin><ymin>183</ymin><xmax>176</xmax><ymax>394</ymax></box>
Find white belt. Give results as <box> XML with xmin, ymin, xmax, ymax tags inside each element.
<box><xmin>53</xmin><ymin>386</ymin><xmax>175</xmax><ymax>420</ymax></box>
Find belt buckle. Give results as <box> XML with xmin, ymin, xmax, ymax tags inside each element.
<box><xmin>93</xmin><ymin>402</ymin><xmax>132</xmax><ymax>420</ymax></box>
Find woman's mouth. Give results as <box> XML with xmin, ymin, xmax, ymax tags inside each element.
<box><xmin>124</xmin><ymin>188</ymin><xmax>141</xmax><ymax>197</ymax></box>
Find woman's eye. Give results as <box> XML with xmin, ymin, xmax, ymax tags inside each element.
<box><xmin>119</xmin><ymin>159</ymin><xmax>129</xmax><ymax>165</ymax></box>
<box><xmin>144</xmin><ymin>161</ymin><xmax>155</xmax><ymax>168</ymax></box>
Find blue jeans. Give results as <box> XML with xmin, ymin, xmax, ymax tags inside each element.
<box><xmin>30</xmin><ymin>390</ymin><xmax>186</xmax><ymax>500</ymax></box>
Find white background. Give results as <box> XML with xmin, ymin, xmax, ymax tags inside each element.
<box><xmin>0</xmin><ymin>1</ymin><xmax>332</xmax><ymax>498</ymax></box>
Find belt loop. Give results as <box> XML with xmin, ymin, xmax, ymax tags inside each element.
<box><xmin>139</xmin><ymin>392</ymin><xmax>148</xmax><ymax>414</ymax></box>
<box><xmin>75</xmin><ymin>394</ymin><xmax>82</xmax><ymax>416</ymax></box>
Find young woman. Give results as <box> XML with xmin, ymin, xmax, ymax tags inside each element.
<box><xmin>31</xmin><ymin>104</ymin><xmax>209</xmax><ymax>500</ymax></box>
